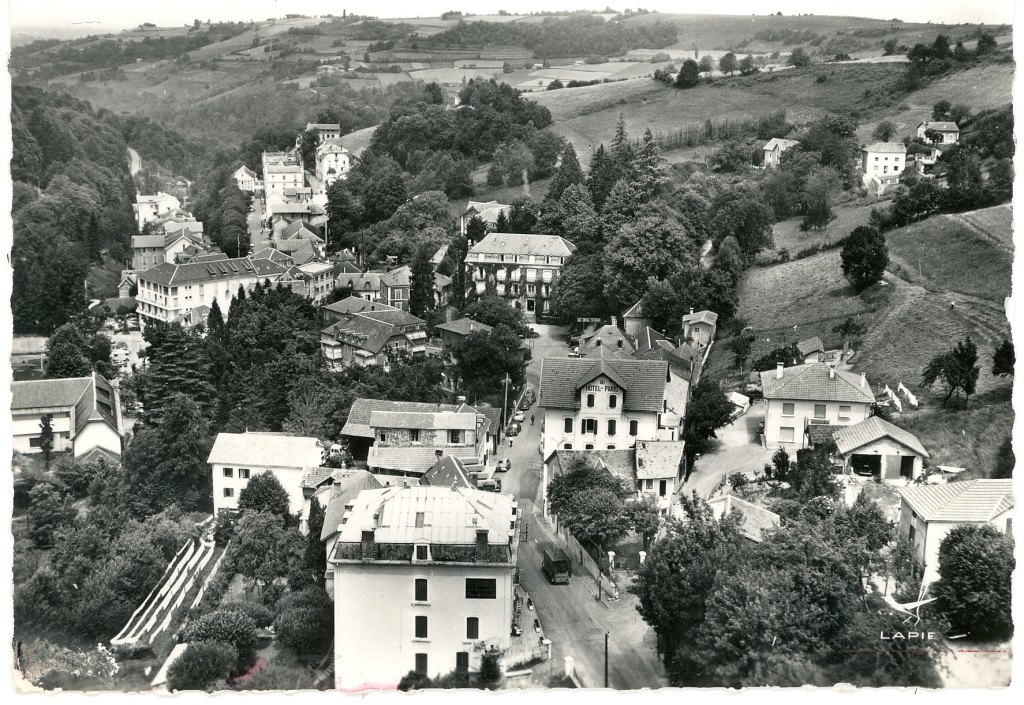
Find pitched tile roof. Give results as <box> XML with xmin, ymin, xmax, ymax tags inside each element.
<box><xmin>580</xmin><ymin>325</ymin><xmax>634</xmax><ymax>357</ymax></box>
<box><xmin>763</xmin><ymin>137</ymin><xmax>800</xmax><ymax>151</ymax></box>
<box><xmin>234</xmin><ymin>165</ymin><xmax>257</xmax><ymax>178</ymax></box>
<box><xmin>463</xmin><ymin>200</ymin><xmax>511</xmax><ymax>225</ymax></box>
<box><xmin>435</xmin><ymin>318</ymin><xmax>493</xmax><ymax>336</ymax></box>
<box><xmin>807</xmin><ymin>422</ymin><xmax>835</xmax><ymax>447</ymax></box>
<box><xmin>367</xmin><ymin>445</ymin><xmax>484</xmax><ymax>474</ymax></box>
<box><xmin>319</xmin><ymin>469</ymin><xmax>384</xmax><ymax>541</ymax></box>
<box><xmin>207</xmin><ymin>432</ymin><xmax>323</xmax><ymax>468</ymax></box>
<box><xmin>760</xmin><ymin>363</ymin><xmax>875</xmax><ymax>404</ymax></box>
<box><xmin>430</xmin><ymin>245</ymin><xmax>449</xmax><ymax>265</ymax></box>
<box><xmin>708</xmin><ymin>495</ymin><xmax>781</xmax><ymax>543</ymax></box>
<box><xmin>137</xmin><ymin>257</ymin><xmax>287</xmax><ymax>287</ymax></box>
<box><xmin>896</xmin><ymin>480</ymin><xmax>1014</xmax><ymax>523</ymax></box>
<box><xmin>11</xmin><ymin>373</ymin><xmax>121</xmax><ymax>438</ymax></box>
<box><xmin>281</xmin><ymin>220</ymin><xmax>323</xmax><ymax>241</ymax></box>
<box><xmin>337</xmin><ymin>271</ymin><xmax>382</xmax><ymax>292</ymax></box>
<box><xmin>420</xmin><ymin>456</ymin><xmax>477</xmax><ymax>489</ymax></box>
<box><xmin>864</xmin><ymin>142</ymin><xmax>907</xmax><ymax>154</ymax></box>
<box><xmin>341</xmin><ymin>399</ymin><xmax>463</xmax><ymax>439</ymax></box>
<box><xmin>833</xmin><ymin>416</ymin><xmax>929</xmax><ymax>458</ymax></box>
<box><xmin>540</xmin><ymin>358</ymin><xmax>668</xmax><ymax>413</ymax></box>
<box><xmin>919</xmin><ymin>121</ymin><xmax>959</xmax><ymax>131</ymax></box>
<box><xmin>683</xmin><ymin>310</ymin><xmax>718</xmax><ymax>326</ymax></box>
<box><xmin>635</xmin><ymin>440</ymin><xmax>685</xmax><ymax>480</ymax></box>
<box><xmin>330</xmin><ymin>485</ymin><xmax>516</xmax><ymax>555</ymax></box>
<box><xmin>622</xmin><ymin>299</ymin><xmax>646</xmax><ymax>319</ymax></box>
<box><xmin>369</xmin><ymin>411</ymin><xmax>477</xmax><ymax>431</ymax></box>
<box><xmin>549</xmin><ymin>449</ymin><xmax>636</xmax><ymax>487</ymax></box>
<box><xmin>252</xmin><ymin>247</ymin><xmax>293</xmax><ymax>265</ymax></box>
<box><xmin>797</xmin><ymin>336</ymin><xmax>825</xmax><ymax>357</ymax></box>
<box><xmin>322</xmin><ymin>297</ymin><xmax>398</xmax><ymax>317</ymax></box>
<box><xmin>633</xmin><ymin>327</ymin><xmax>668</xmax><ymax>356</ymax></box>
<box><xmin>468</xmin><ymin>232</ymin><xmax>576</xmax><ymax>258</ymax></box>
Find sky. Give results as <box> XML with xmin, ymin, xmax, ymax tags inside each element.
<box><xmin>6</xmin><ymin>0</ymin><xmax>1017</xmax><ymax>33</ymax></box>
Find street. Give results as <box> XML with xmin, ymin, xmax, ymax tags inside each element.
<box><xmin>494</xmin><ymin>323</ymin><xmax>668</xmax><ymax>689</ymax></box>
<box><xmin>249</xmin><ymin>194</ymin><xmax>270</xmax><ymax>254</ymax></box>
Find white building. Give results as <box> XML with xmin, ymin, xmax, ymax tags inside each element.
<box><xmin>299</xmin><ymin>122</ymin><xmax>343</xmax><ymax>145</ymax></box>
<box><xmin>459</xmin><ymin>200</ymin><xmax>511</xmax><ymax>237</ymax></box>
<box><xmin>915</xmin><ymin>121</ymin><xmax>960</xmax><ymax>144</ymax></box>
<box><xmin>233</xmin><ymin>165</ymin><xmax>259</xmax><ymax>192</ymax></box>
<box><xmin>466</xmin><ymin>233</ymin><xmax>576</xmax><ymax>320</ymax></box>
<box><xmin>760</xmin><ymin>362</ymin><xmax>875</xmax><ymax>449</ymax></box>
<box><xmin>208</xmin><ymin>432</ymin><xmax>325</xmax><ymax>517</ymax></box>
<box><xmin>135</xmin><ymin>192</ymin><xmax>181</xmax><ymax>231</ymax></box>
<box><xmin>10</xmin><ymin>373</ymin><xmax>123</xmax><ymax>460</ymax></box>
<box><xmin>316</xmin><ymin>139</ymin><xmax>352</xmax><ymax>188</ymax></box>
<box><xmin>135</xmin><ymin>256</ymin><xmax>288</xmax><ymax>330</ymax></box>
<box><xmin>762</xmin><ymin>138</ymin><xmax>799</xmax><ymax>168</ymax></box>
<box><xmin>262</xmin><ymin>151</ymin><xmax>305</xmax><ymax>208</ymax></box>
<box><xmin>538</xmin><ymin>357</ymin><xmax>678</xmax><ymax>456</ymax></box>
<box><xmin>896</xmin><ymin>479</ymin><xmax>1014</xmax><ymax>584</ymax></box>
<box><xmin>861</xmin><ymin>142</ymin><xmax>907</xmax><ymax>185</ymax></box>
<box><xmin>328</xmin><ymin>485</ymin><xmax>518</xmax><ymax>690</ymax></box>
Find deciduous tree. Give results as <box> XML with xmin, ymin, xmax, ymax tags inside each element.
<box><xmin>934</xmin><ymin>524</ymin><xmax>1014</xmax><ymax>640</ymax></box>
<box><xmin>840</xmin><ymin>225</ymin><xmax>888</xmax><ymax>291</ymax></box>
<box><xmin>922</xmin><ymin>336</ymin><xmax>980</xmax><ymax>406</ymax></box>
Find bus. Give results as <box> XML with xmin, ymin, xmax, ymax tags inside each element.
<box><xmin>542</xmin><ymin>547</ymin><xmax>572</xmax><ymax>584</ymax></box>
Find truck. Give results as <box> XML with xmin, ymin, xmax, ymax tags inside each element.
<box><xmin>541</xmin><ymin>547</ymin><xmax>572</xmax><ymax>584</ymax></box>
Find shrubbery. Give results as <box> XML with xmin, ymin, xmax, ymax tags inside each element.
<box><xmin>220</xmin><ymin>601</ymin><xmax>275</xmax><ymax>629</ymax></box>
<box><xmin>179</xmin><ymin>609</ymin><xmax>258</xmax><ymax>670</ymax></box>
<box><xmin>167</xmin><ymin>641</ymin><xmax>237</xmax><ymax>691</ymax></box>
<box><xmin>273</xmin><ymin>588</ymin><xmax>334</xmax><ymax>653</ymax></box>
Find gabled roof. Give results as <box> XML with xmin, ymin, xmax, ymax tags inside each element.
<box><xmin>760</xmin><ymin>363</ymin><xmax>875</xmax><ymax>404</ymax></box>
<box><xmin>633</xmin><ymin>327</ymin><xmax>668</xmax><ymax>356</ymax></box>
<box><xmin>580</xmin><ymin>324</ymin><xmax>634</xmax><ymax>357</ymax></box>
<box><xmin>275</xmin><ymin>239</ymin><xmax>318</xmax><ymax>265</ymax></box>
<box><xmin>322</xmin><ymin>312</ymin><xmax>420</xmax><ymax>355</ymax></box>
<box><xmin>137</xmin><ymin>257</ymin><xmax>286</xmax><ymax>287</ymax></box>
<box><xmin>540</xmin><ymin>358</ymin><xmax>668</xmax><ymax>413</ymax></box>
<box><xmin>234</xmin><ymin>165</ymin><xmax>257</xmax><ymax>178</ymax></box>
<box><xmin>468</xmin><ymin>232</ymin><xmax>576</xmax><ymax>258</ymax></box>
<box><xmin>834</xmin><ymin>416</ymin><xmax>929</xmax><ymax>458</ymax></box>
<box><xmin>622</xmin><ymin>299</ymin><xmax>646</xmax><ymax>319</ymax></box>
<box><xmin>462</xmin><ymin>200</ymin><xmax>511</xmax><ymax>225</ymax></box>
<box><xmin>807</xmin><ymin>422</ymin><xmax>835</xmax><ymax>447</ymax></box>
<box><xmin>918</xmin><ymin>121</ymin><xmax>959</xmax><ymax>132</ymax></box>
<box><xmin>306</xmin><ymin>122</ymin><xmax>341</xmax><ymax>132</ymax></box>
<box><xmin>635</xmin><ymin>440</ymin><xmax>685</xmax><ymax>480</ymax></box>
<box><xmin>430</xmin><ymin>245</ymin><xmax>449</xmax><ymax>266</ymax></box>
<box><xmin>341</xmin><ymin>398</ymin><xmax>463</xmax><ymax>439</ymax></box>
<box><xmin>319</xmin><ymin>469</ymin><xmax>384</xmax><ymax>541</ymax></box>
<box><xmin>576</xmin><ymin>358</ymin><xmax>629</xmax><ymax>392</ymax></box>
<box><xmin>207</xmin><ymin>432</ymin><xmax>323</xmax><ymax>468</ymax></box>
<box><xmin>896</xmin><ymin>480</ymin><xmax>1014</xmax><ymax>523</ymax></box>
<box><xmin>281</xmin><ymin>220</ymin><xmax>323</xmax><ymax>241</ymax></box>
<box><xmin>548</xmin><ymin>449</ymin><xmax>636</xmax><ymax>487</ymax></box>
<box><xmin>797</xmin><ymin>336</ymin><xmax>825</xmax><ymax>357</ymax></box>
<box><xmin>252</xmin><ymin>247</ymin><xmax>293</xmax><ymax>265</ymax></box>
<box><xmin>11</xmin><ymin>373</ymin><xmax>121</xmax><ymax>439</ymax></box>
<box><xmin>369</xmin><ymin>410</ymin><xmax>477</xmax><ymax>431</ymax></box>
<box><xmin>708</xmin><ymin>495</ymin><xmax>781</xmax><ymax>543</ymax></box>
<box><xmin>435</xmin><ymin>318</ymin><xmax>493</xmax><ymax>337</ymax></box>
<box><xmin>367</xmin><ymin>445</ymin><xmax>484</xmax><ymax>474</ymax></box>
<box><xmin>683</xmin><ymin>310</ymin><xmax>718</xmax><ymax>326</ymax></box>
<box><xmin>420</xmin><ymin>456</ymin><xmax>477</xmax><ymax>489</ymax></box>
<box><xmin>763</xmin><ymin>138</ymin><xmax>799</xmax><ymax>151</ymax></box>
<box><xmin>337</xmin><ymin>271</ymin><xmax>383</xmax><ymax>292</ymax></box>
<box><xmin>863</xmin><ymin>142</ymin><xmax>907</xmax><ymax>154</ymax></box>
<box><xmin>322</xmin><ymin>297</ymin><xmax>398</xmax><ymax>317</ymax></box>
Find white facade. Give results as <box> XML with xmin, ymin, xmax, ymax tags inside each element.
<box><xmin>211</xmin><ymin>465</ymin><xmax>307</xmax><ymax>515</ymax></box>
<box><xmin>316</xmin><ymin>141</ymin><xmax>352</xmax><ymax>188</ymax></box>
<box><xmin>135</xmin><ymin>192</ymin><xmax>181</xmax><ymax>231</ymax></box>
<box><xmin>541</xmin><ymin>374</ymin><xmax>660</xmax><ymax>453</ymax></box>
<box><xmin>763</xmin><ymin>397</ymin><xmax>871</xmax><ymax>449</ymax></box>
<box><xmin>233</xmin><ymin>166</ymin><xmax>258</xmax><ymax>192</ymax></box>
<box><xmin>861</xmin><ymin>143</ymin><xmax>907</xmax><ymax>184</ymax></box>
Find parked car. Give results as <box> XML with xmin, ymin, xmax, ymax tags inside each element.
<box><xmin>513</xmin><ymin>410</ymin><xmax>526</xmax><ymax>422</ymax></box>
<box><xmin>511</xmin><ymin>623</ymin><xmax>523</xmax><ymax>637</ymax></box>
<box><xmin>496</xmin><ymin>459</ymin><xmax>511</xmax><ymax>472</ymax></box>
<box><xmin>507</xmin><ymin>423</ymin><xmax>520</xmax><ymax>436</ymax></box>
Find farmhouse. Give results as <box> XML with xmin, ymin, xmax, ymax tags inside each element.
<box><xmin>896</xmin><ymin>479</ymin><xmax>1014</xmax><ymax>584</ymax></box>
<box><xmin>833</xmin><ymin>416</ymin><xmax>929</xmax><ymax>481</ymax></box>
<box><xmin>760</xmin><ymin>362</ymin><xmax>875</xmax><ymax>449</ymax></box>
<box><xmin>466</xmin><ymin>233</ymin><xmax>576</xmax><ymax>320</ymax></box>
<box><xmin>916</xmin><ymin>121</ymin><xmax>960</xmax><ymax>144</ymax></box>
<box><xmin>208</xmin><ymin>431</ymin><xmax>326</xmax><ymax>517</ymax></box>
<box><xmin>11</xmin><ymin>373</ymin><xmax>124</xmax><ymax>460</ymax></box>
<box><xmin>328</xmin><ymin>485</ymin><xmax>518</xmax><ymax>691</ymax></box>
<box><xmin>861</xmin><ymin>142</ymin><xmax>906</xmax><ymax>185</ymax></box>
<box><xmin>762</xmin><ymin>138</ymin><xmax>799</xmax><ymax>168</ymax></box>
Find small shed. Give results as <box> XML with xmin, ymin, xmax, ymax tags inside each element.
<box><xmin>796</xmin><ymin>336</ymin><xmax>825</xmax><ymax>363</ymax></box>
<box><xmin>833</xmin><ymin>416</ymin><xmax>929</xmax><ymax>481</ymax></box>
<box><xmin>728</xmin><ymin>392</ymin><xmax>750</xmax><ymax>417</ymax></box>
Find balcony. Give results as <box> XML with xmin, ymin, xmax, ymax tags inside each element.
<box><xmin>496</xmin><ymin>269</ymin><xmax>507</xmax><ymax>282</ymax></box>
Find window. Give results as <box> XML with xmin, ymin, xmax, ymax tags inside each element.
<box><xmin>609</xmin><ymin>394</ymin><xmax>617</xmax><ymax>409</ymax></box>
<box><xmin>223</xmin><ymin>467</ymin><xmax>234</xmax><ymax>478</ymax></box>
<box><xmin>585</xmin><ymin>444</ymin><xmax>594</xmax><ymax>450</ymax></box>
<box><xmin>380</xmin><ymin>433</ymin><xmax>387</xmax><ymax>442</ymax></box>
<box><xmin>449</xmin><ymin>429</ymin><xmax>462</xmax><ymax>444</ymax></box>
<box><xmin>583</xmin><ymin>419</ymin><xmax>597</xmax><ymax>434</ymax></box>
<box><xmin>839</xmin><ymin>405</ymin><xmax>851</xmax><ymax>420</ymax></box>
<box><xmin>415</xmin><ymin>544</ymin><xmax>429</xmax><ymax>561</ymax></box>
<box><xmin>29</xmin><ymin>437</ymin><xmax>41</xmax><ymax>448</ymax></box>
<box><xmin>908</xmin><ymin>525</ymin><xmax>916</xmax><ymax>544</ymax></box>
<box><xmin>415</xmin><ymin>654</ymin><xmax>428</xmax><ymax>675</ymax></box>
<box><xmin>586</xmin><ymin>393</ymin><xmax>595</xmax><ymax>408</ymax></box>
<box><xmin>646</xmin><ymin>479</ymin><xmax>654</xmax><ymax>490</ymax></box>
<box><xmin>466</xmin><ymin>617</ymin><xmax>479</xmax><ymax>639</ymax></box>
<box><xmin>607</xmin><ymin>419</ymin><xmax>617</xmax><ymax>436</ymax></box>
<box><xmin>465</xmin><ymin>578</ymin><xmax>497</xmax><ymax>599</ymax></box>
<box><xmin>563</xmin><ymin>443</ymin><xmax>573</xmax><ymax>449</ymax></box>
<box><xmin>415</xmin><ymin>616</ymin><xmax>428</xmax><ymax>639</ymax></box>
<box><xmin>223</xmin><ymin>488</ymin><xmax>234</xmax><ymax>498</ymax></box>
<box><xmin>456</xmin><ymin>652</ymin><xmax>469</xmax><ymax>673</ymax></box>
<box><xmin>410</xmin><ymin>429</ymin><xmax>420</xmax><ymax>442</ymax></box>
<box><xmin>239</xmin><ymin>469</ymin><xmax>250</xmax><ymax>479</ymax></box>
<box><xmin>782</xmin><ymin>402</ymin><xmax>795</xmax><ymax>417</ymax></box>
<box><xmin>814</xmin><ymin>404</ymin><xmax>826</xmax><ymax>419</ymax></box>
<box><xmin>415</xmin><ymin>579</ymin><xmax>428</xmax><ymax>602</ymax></box>
<box><xmin>629</xmin><ymin>420</ymin><xmax>639</xmax><ymax>436</ymax></box>
<box><xmin>415</xmin><ymin>512</ymin><xmax>425</xmax><ymax>528</ymax></box>
<box><xmin>564</xmin><ymin>418</ymin><xmax>573</xmax><ymax>434</ymax></box>
<box><xmin>780</xmin><ymin>427</ymin><xmax>795</xmax><ymax>443</ymax></box>
<box><xmin>607</xmin><ymin>445</ymin><xmax>616</xmax><ymax>450</ymax></box>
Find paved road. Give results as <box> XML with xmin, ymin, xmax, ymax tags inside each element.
<box><xmin>127</xmin><ymin>147</ymin><xmax>141</xmax><ymax>176</ymax></box>
<box><xmin>496</xmin><ymin>323</ymin><xmax>667</xmax><ymax>689</ymax></box>
<box><xmin>680</xmin><ymin>401</ymin><xmax>773</xmax><ymax>499</ymax></box>
<box><xmin>249</xmin><ymin>194</ymin><xmax>270</xmax><ymax>254</ymax></box>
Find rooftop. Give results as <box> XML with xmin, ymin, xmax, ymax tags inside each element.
<box><xmin>683</xmin><ymin>309</ymin><xmax>718</xmax><ymax>326</ymax></box>
<box><xmin>635</xmin><ymin>440</ymin><xmax>685</xmax><ymax>480</ymax></box>
<box><xmin>369</xmin><ymin>410</ymin><xmax>478</xmax><ymax>431</ymax></box>
<box><xmin>367</xmin><ymin>445</ymin><xmax>484</xmax><ymax>474</ymax></box>
<box><xmin>708</xmin><ymin>495</ymin><xmax>781</xmax><ymax>543</ymax></box>
<box><xmin>864</xmin><ymin>142</ymin><xmax>907</xmax><ymax>154</ymax></box>
<box><xmin>796</xmin><ymin>336</ymin><xmax>825</xmax><ymax>357</ymax></box>
<box><xmin>11</xmin><ymin>373</ymin><xmax>120</xmax><ymax>439</ymax></box>
<box><xmin>834</xmin><ymin>416</ymin><xmax>929</xmax><ymax>458</ymax></box>
<box><xmin>342</xmin><ymin>399</ymin><xmax>465</xmax><ymax>439</ymax></box>
<box><xmin>760</xmin><ymin>363</ymin><xmax>875</xmax><ymax>404</ymax></box>
<box><xmin>319</xmin><ymin>469</ymin><xmax>385</xmax><ymax>541</ymax></box>
<box><xmin>764</xmin><ymin>137</ymin><xmax>800</xmax><ymax>151</ymax></box>
<box><xmin>420</xmin><ymin>456</ymin><xmax>477</xmax><ymax>489</ymax></box>
<box><xmin>137</xmin><ymin>257</ymin><xmax>287</xmax><ymax>287</ymax></box>
<box><xmin>540</xmin><ymin>357</ymin><xmax>668</xmax><ymax>413</ymax></box>
<box><xmin>435</xmin><ymin>317</ymin><xmax>493</xmax><ymax>337</ymax></box>
<box><xmin>548</xmin><ymin>449</ymin><xmax>636</xmax><ymax>487</ymax></box>
<box><xmin>896</xmin><ymin>480</ymin><xmax>1013</xmax><ymax>523</ymax></box>
<box><xmin>919</xmin><ymin>121</ymin><xmax>960</xmax><ymax>131</ymax></box>
<box><xmin>468</xmin><ymin>232</ymin><xmax>576</xmax><ymax>258</ymax></box>
<box><xmin>322</xmin><ymin>297</ymin><xmax>398</xmax><ymax>317</ymax></box>
<box><xmin>207</xmin><ymin>432</ymin><xmax>323</xmax><ymax>468</ymax></box>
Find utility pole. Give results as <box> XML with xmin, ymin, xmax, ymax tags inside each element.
<box><xmin>604</xmin><ymin>632</ymin><xmax>609</xmax><ymax>688</ymax></box>
<box><xmin>502</xmin><ymin>373</ymin><xmax>511</xmax><ymax>432</ymax></box>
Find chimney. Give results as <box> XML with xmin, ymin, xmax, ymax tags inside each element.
<box><xmin>611</xmin><ymin>316</ymin><xmax>618</xmax><ymax>327</ymax></box>
<box><xmin>475</xmin><ymin>528</ymin><xmax>489</xmax><ymax>562</ymax></box>
<box><xmin>829</xmin><ymin>367</ymin><xmax>835</xmax><ymax>379</ymax></box>
<box><xmin>689</xmin><ymin>307</ymin><xmax>694</xmax><ymax>315</ymax></box>
<box><xmin>435</xmin><ymin>449</ymin><xmax>443</xmax><ymax>460</ymax></box>
<box><xmin>360</xmin><ymin>528</ymin><xmax>375</xmax><ymax>560</ymax></box>
<box><xmin>776</xmin><ymin>362</ymin><xmax>784</xmax><ymax>380</ymax></box>
<box><xmin>861</xmin><ymin>373</ymin><xmax>867</xmax><ymax>388</ymax></box>
<box><xmin>470</xmin><ymin>322</ymin><xmax>474</xmax><ymax>331</ymax></box>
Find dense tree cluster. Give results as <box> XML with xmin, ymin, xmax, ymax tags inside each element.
<box><xmin>422</xmin><ymin>14</ymin><xmax>677</xmax><ymax>58</ymax></box>
<box><xmin>190</xmin><ymin>164</ymin><xmax>253</xmax><ymax>258</ymax></box>
<box><xmin>934</xmin><ymin>524</ymin><xmax>1014</xmax><ymax>641</ymax></box>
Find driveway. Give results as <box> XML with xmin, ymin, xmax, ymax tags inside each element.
<box><xmin>495</xmin><ymin>323</ymin><xmax>668</xmax><ymax>689</ymax></box>
<box><xmin>681</xmin><ymin>400</ymin><xmax>774</xmax><ymax>498</ymax></box>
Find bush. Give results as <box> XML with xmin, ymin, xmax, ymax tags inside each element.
<box><xmin>179</xmin><ymin>610</ymin><xmax>258</xmax><ymax>670</ymax></box>
<box><xmin>237</xmin><ymin>472</ymin><xmax>290</xmax><ymax>519</ymax></box>
<box><xmin>55</xmin><ymin>461</ymin><xmax>98</xmax><ymax>499</ymax></box>
<box><xmin>220</xmin><ymin>601</ymin><xmax>275</xmax><ymax>628</ymax></box>
<box><xmin>274</xmin><ymin>606</ymin><xmax>333</xmax><ymax>653</ymax></box>
<box><xmin>934</xmin><ymin>524</ymin><xmax>1014</xmax><ymax>640</ymax></box>
<box><xmin>167</xmin><ymin>641</ymin><xmax>237</xmax><ymax>691</ymax></box>
<box><xmin>480</xmin><ymin>653</ymin><xmax>502</xmax><ymax>685</ymax></box>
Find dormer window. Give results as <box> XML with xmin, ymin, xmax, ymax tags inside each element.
<box><xmin>414</xmin><ymin>544</ymin><xmax>430</xmax><ymax>561</ymax></box>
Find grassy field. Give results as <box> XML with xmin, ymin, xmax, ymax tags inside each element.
<box><xmin>765</xmin><ymin>200</ymin><xmax>887</xmax><ymax>262</ymax></box>
<box><xmin>885</xmin><ymin>206</ymin><xmax>1013</xmax><ymax>303</ymax></box>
